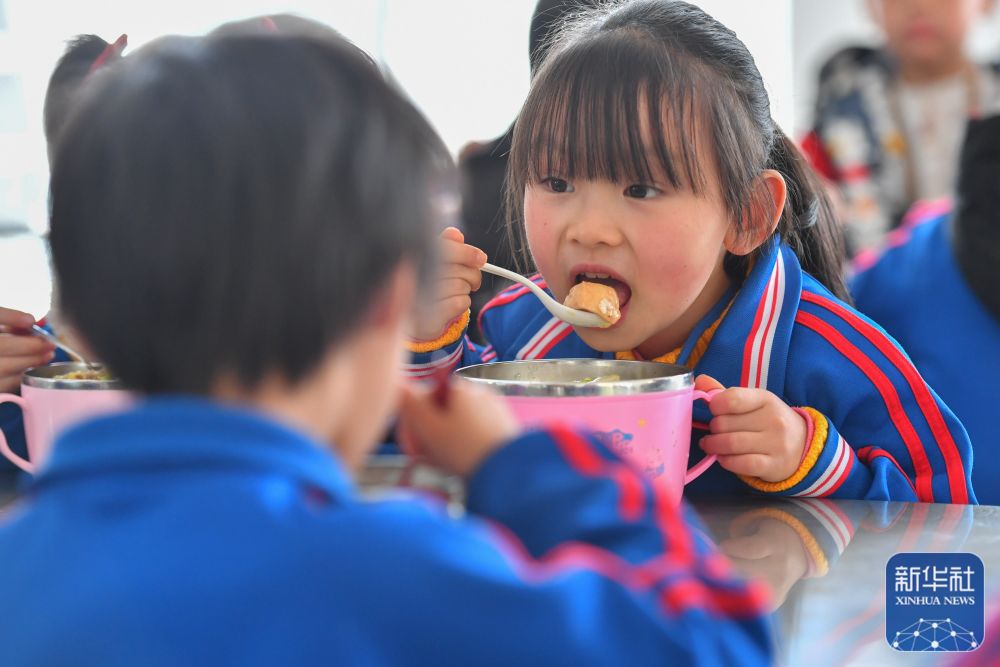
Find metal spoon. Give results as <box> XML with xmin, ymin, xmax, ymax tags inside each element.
<box><xmin>481</xmin><ymin>263</ymin><xmax>610</xmax><ymax>328</ymax></box>
<box><xmin>31</xmin><ymin>324</ymin><xmax>95</xmax><ymax>366</ymax></box>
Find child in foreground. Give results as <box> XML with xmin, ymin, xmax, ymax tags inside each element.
<box><xmin>0</xmin><ymin>22</ymin><xmax>771</xmax><ymax>666</ymax></box>
<box><xmin>411</xmin><ymin>0</ymin><xmax>976</xmax><ymax>504</ymax></box>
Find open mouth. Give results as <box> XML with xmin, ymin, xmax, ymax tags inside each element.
<box><xmin>572</xmin><ymin>270</ymin><xmax>632</xmax><ymax>310</ymax></box>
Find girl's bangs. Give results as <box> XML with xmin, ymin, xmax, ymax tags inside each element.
<box><xmin>518</xmin><ymin>33</ymin><xmax>707</xmax><ymax>191</ymax></box>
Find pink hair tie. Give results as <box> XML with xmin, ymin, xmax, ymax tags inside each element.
<box><xmin>88</xmin><ymin>33</ymin><xmax>128</xmax><ymax>74</ymax></box>
<box><xmin>260</xmin><ymin>17</ymin><xmax>279</xmax><ymax>32</ymax></box>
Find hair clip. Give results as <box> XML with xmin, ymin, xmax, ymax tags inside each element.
<box><xmin>89</xmin><ymin>33</ymin><xmax>128</xmax><ymax>74</ymax></box>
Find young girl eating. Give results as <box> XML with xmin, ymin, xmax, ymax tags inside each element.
<box><xmin>410</xmin><ymin>0</ymin><xmax>976</xmax><ymax>504</ymax></box>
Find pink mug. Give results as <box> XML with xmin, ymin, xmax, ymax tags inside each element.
<box><xmin>455</xmin><ymin>359</ymin><xmax>718</xmax><ymax>504</ymax></box>
<box><xmin>0</xmin><ymin>363</ymin><xmax>132</xmax><ymax>474</ymax></box>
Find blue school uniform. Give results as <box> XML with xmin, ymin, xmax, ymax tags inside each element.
<box><xmin>411</xmin><ymin>237</ymin><xmax>975</xmax><ymax>504</ymax></box>
<box><xmin>851</xmin><ymin>211</ymin><xmax>1000</xmax><ymax>505</ymax></box>
<box><xmin>0</xmin><ymin>398</ymin><xmax>771</xmax><ymax>666</ymax></box>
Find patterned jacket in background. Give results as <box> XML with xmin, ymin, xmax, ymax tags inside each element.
<box><xmin>801</xmin><ymin>46</ymin><xmax>1000</xmax><ymax>256</ymax></box>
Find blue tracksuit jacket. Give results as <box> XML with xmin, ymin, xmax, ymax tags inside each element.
<box><xmin>0</xmin><ymin>398</ymin><xmax>771</xmax><ymax>666</ymax></box>
<box><xmin>411</xmin><ymin>237</ymin><xmax>976</xmax><ymax>504</ymax></box>
<box><xmin>851</xmin><ymin>211</ymin><xmax>1000</xmax><ymax>504</ymax></box>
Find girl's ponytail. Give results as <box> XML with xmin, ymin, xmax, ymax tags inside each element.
<box><xmin>768</xmin><ymin>127</ymin><xmax>850</xmax><ymax>302</ymax></box>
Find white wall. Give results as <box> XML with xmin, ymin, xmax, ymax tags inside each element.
<box><xmin>701</xmin><ymin>0</ymin><xmax>795</xmax><ymax>130</ymax></box>
<box><xmin>0</xmin><ymin>0</ymin><xmax>538</xmax><ymax>236</ymax></box>
<box><xmin>0</xmin><ymin>0</ymin><xmax>795</xmax><ymax>316</ymax></box>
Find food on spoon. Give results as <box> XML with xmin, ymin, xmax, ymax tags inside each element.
<box><xmin>54</xmin><ymin>368</ymin><xmax>113</xmax><ymax>381</ymax></box>
<box><xmin>564</xmin><ymin>282</ymin><xmax>621</xmax><ymax>325</ymax></box>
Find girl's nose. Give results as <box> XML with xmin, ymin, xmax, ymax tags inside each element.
<box><xmin>565</xmin><ymin>203</ymin><xmax>625</xmax><ymax>248</ymax></box>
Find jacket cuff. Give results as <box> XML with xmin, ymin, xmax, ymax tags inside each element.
<box><xmin>406</xmin><ymin>310</ymin><xmax>470</xmax><ymax>353</ymax></box>
<box><xmin>740</xmin><ymin>407</ymin><xmax>828</xmax><ymax>493</ymax></box>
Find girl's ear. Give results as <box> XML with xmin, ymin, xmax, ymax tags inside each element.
<box><xmin>725</xmin><ymin>169</ymin><xmax>787</xmax><ymax>256</ymax></box>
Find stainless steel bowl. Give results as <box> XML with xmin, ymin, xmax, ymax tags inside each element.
<box><xmin>23</xmin><ymin>362</ymin><xmax>123</xmax><ymax>390</ymax></box>
<box><xmin>454</xmin><ymin>359</ymin><xmax>691</xmax><ymax>397</ymax></box>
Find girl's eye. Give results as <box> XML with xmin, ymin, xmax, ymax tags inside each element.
<box><xmin>542</xmin><ymin>177</ymin><xmax>574</xmax><ymax>194</ymax></box>
<box><xmin>624</xmin><ymin>184</ymin><xmax>660</xmax><ymax>199</ymax></box>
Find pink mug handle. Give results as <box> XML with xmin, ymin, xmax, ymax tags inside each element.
<box><xmin>684</xmin><ymin>388</ymin><xmax>722</xmax><ymax>484</ymax></box>
<box><xmin>0</xmin><ymin>393</ymin><xmax>34</xmax><ymax>473</ymax></box>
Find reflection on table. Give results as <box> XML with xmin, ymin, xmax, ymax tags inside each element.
<box><xmin>363</xmin><ymin>456</ymin><xmax>999</xmax><ymax>667</ymax></box>
<box><xmin>695</xmin><ymin>497</ymin><xmax>998</xmax><ymax>666</ymax></box>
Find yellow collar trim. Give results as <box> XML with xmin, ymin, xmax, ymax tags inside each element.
<box><xmin>615</xmin><ymin>300</ymin><xmax>734</xmax><ymax>367</ymax></box>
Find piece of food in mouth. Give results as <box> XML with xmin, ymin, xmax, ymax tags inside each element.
<box><xmin>563</xmin><ymin>281</ymin><xmax>621</xmax><ymax>325</ymax></box>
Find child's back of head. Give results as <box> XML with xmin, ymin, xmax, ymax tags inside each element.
<box><xmin>49</xmin><ymin>29</ymin><xmax>449</xmax><ymax>395</ymax></box>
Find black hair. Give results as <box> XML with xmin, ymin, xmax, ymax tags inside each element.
<box><xmin>49</xmin><ymin>28</ymin><xmax>451</xmax><ymax>394</ymax></box>
<box><xmin>43</xmin><ymin>34</ymin><xmax>122</xmax><ymax>154</ymax></box>
<box><xmin>952</xmin><ymin>114</ymin><xmax>1000</xmax><ymax>321</ymax></box>
<box><xmin>508</xmin><ymin>0</ymin><xmax>849</xmax><ymax>301</ymax></box>
<box><xmin>529</xmin><ymin>0</ymin><xmax>602</xmax><ymax>75</ymax></box>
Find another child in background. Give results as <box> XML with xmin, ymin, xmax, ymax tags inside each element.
<box><xmin>410</xmin><ymin>0</ymin><xmax>976</xmax><ymax>504</ymax></box>
<box><xmin>458</xmin><ymin>0</ymin><xmax>600</xmax><ymax>342</ymax></box>
<box><xmin>0</xmin><ymin>25</ymin><xmax>772</xmax><ymax>665</ymax></box>
<box><xmin>802</xmin><ymin>0</ymin><xmax>999</xmax><ymax>256</ymax></box>
<box><xmin>851</xmin><ymin>115</ymin><xmax>1000</xmax><ymax>504</ymax></box>
<box><xmin>43</xmin><ymin>34</ymin><xmax>127</xmax><ymax>163</ymax></box>
<box><xmin>0</xmin><ymin>34</ymin><xmax>125</xmax><ymax>465</ymax></box>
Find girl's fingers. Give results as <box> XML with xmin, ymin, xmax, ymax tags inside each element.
<box><xmin>0</xmin><ymin>334</ymin><xmax>54</xmax><ymax>358</ymax></box>
<box><xmin>0</xmin><ymin>351</ymin><xmax>55</xmax><ymax>377</ymax></box>
<box><xmin>441</xmin><ymin>239</ymin><xmax>487</xmax><ymax>269</ymax></box>
<box><xmin>694</xmin><ymin>374</ymin><xmax>725</xmax><ymax>392</ymax></box>
<box><xmin>707</xmin><ymin>387</ymin><xmax>768</xmax><ymax>417</ymax></box>
<box><xmin>699</xmin><ymin>431</ymin><xmax>760</xmax><ymax>456</ymax></box>
<box><xmin>434</xmin><ymin>294</ymin><xmax>472</xmax><ymax>323</ymax></box>
<box><xmin>442</xmin><ymin>264</ymin><xmax>483</xmax><ymax>292</ymax></box>
<box><xmin>709</xmin><ymin>411</ymin><xmax>768</xmax><ymax>435</ymax></box>
<box><xmin>0</xmin><ymin>307</ymin><xmax>35</xmax><ymax>330</ymax></box>
<box><xmin>437</xmin><ymin>277</ymin><xmax>480</xmax><ymax>298</ymax></box>
<box><xmin>440</xmin><ymin>226</ymin><xmax>464</xmax><ymax>243</ymax></box>
<box><xmin>715</xmin><ymin>453</ymin><xmax>771</xmax><ymax>478</ymax></box>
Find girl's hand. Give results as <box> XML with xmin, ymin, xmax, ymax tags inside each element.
<box><xmin>396</xmin><ymin>379</ymin><xmax>519</xmax><ymax>478</ymax></box>
<box><xmin>0</xmin><ymin>308</ymin><xmax>55</xmax><ymax>393</ymax></box>
<box><xmin>695</xmin><ymin>375</ymin><xmax>807</xmax><ymax>483</ymax></box>
<box><xmin>408</xmin><ymin>227</ymin><xmax>487</xmax><ymax>342</ymax></box>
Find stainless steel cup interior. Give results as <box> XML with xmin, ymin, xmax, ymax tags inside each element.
<box><xmin>454</xmin><ymin>359</ymin><xmax>691</xmax><ymax>397</ymax></box>
<box><xmin>23</xmin><ymin>362</ymin><xmax>123</xmax><ymax>390</ymax></box>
